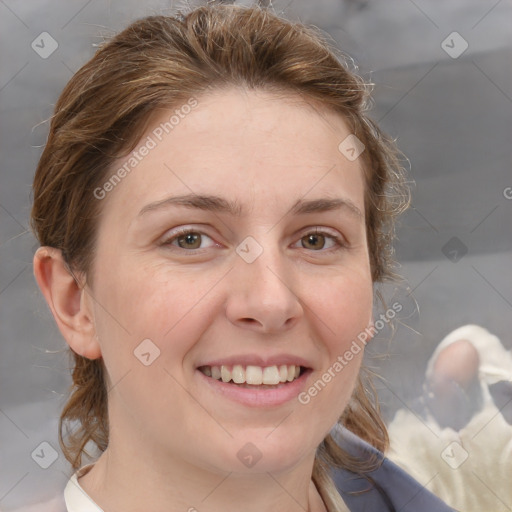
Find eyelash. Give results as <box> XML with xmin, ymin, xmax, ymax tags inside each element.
<box><xmin>160</xmin><ymin>227</ymin><xmax>347</xmax><ymax>254</ymax></box>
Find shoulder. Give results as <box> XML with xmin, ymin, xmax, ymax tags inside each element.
<box><xmin>330</xmin><ymin>426</ymin><xmax>455</xmax><ymax>512</ymax></box>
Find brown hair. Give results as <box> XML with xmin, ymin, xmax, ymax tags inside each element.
<box><xmin>31</xmin><ymin>3</ymin><xmax>409</xmax><ymax>509</ymax></box>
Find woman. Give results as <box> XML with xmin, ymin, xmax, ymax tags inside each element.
<box><xmin>31</xmin><ymin>4</ymin><xmax>453</xmax><ymax>511</ymax></box>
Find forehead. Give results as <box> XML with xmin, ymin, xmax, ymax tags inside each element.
<box><xmin>100</xmin><ymin>87</ymin><xmax>366</xmax><ymax>222</ymax></box>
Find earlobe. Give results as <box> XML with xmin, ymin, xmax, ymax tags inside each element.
<box><xmin>33</xmin><ymin>247</ymin><xmax>102</xmax><ymax>360</ymax></box>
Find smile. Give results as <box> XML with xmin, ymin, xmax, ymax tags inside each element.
<box><xmin>198</xmin><ymin>364</ymin><xmax>304</xmax><ymax>386</ymax></box>
<box><xmin>196</xmin><ymin>364</ymin><xmax>312</xmax><ymax>407</ymax></box>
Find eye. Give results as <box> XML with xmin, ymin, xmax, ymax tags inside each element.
<box><xmin>294</xmin><ymin>228</ymin><xmax>346</xmax><ymax>251</ymax></box>
<box><xmin>160</xmin><ymin>227</ymin><xmax>346</xmax><ymax>253</ymax></box>
<box><xmin>161</xmin><ymin>228</ymin><xmax>217</xmax><ymax>251</ymax></box>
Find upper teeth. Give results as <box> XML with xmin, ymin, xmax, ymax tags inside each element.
<box><xmin>200</xmin><ymin>365</ymin><xmax>301</xmax><ymax>385</ymax></box>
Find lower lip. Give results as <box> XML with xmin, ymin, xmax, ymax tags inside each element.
<box><xmin>197</xmin><ymin>369</ymin><xmax>312</xmax><ymax>407</ymax></box>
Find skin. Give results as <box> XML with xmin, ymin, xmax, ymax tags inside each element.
<box><xmin>426</xmin><ymin>339</ymin><xmax>480</xmax><ymax>430</ymax></box>
<box><xmin>430</xmin><ymin>340</ymin><xmax>480</xmax><ymax>390</ymax></box>
<box><xmin>34</xmin><ymin>87</ymin><xmax>374</xmax><ymax>512</ymax></box>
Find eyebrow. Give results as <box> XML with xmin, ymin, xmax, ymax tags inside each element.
<box><xmin>138</xmin><ymin>193</ymin><xmax>363</xmax><ymax>220</ymax></box>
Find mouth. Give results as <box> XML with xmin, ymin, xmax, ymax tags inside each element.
<box><xmin>196</xmin><ymin>364</ymin><xmax>312</xmax><ymax>406</ymax></box>
<box><xmin>198</xmin><ymin>364</ymin><xmax>306</xmax><ymax>387</ymax></box>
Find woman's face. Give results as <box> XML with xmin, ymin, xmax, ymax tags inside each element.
<box><xmin>86</xmin><ymin>87</ymin><xmax>373</xmax><ymax>475</ymax></box>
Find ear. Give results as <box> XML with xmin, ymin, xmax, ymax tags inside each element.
<box><xmin>33</xmin><ymin>246</ymin><xmax>102</xmax><ymax>359</ymax></box>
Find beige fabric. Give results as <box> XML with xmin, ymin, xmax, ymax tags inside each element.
<box><xmin>63</xmin><ymin>464</ymin><xmax>103</xmax><ymax>512</ymax></box>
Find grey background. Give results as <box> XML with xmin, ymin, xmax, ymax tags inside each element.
<box><xmin>1</xmin><ymin>0</ymin><xmax>511</xmax><ymax>509</ymax></box>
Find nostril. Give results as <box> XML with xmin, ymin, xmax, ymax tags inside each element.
<box><xmin>240</xmin><ymin>318</ymin><xmax>259</xmax><ymax>326</ymax></box>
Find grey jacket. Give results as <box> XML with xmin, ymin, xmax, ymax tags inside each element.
<box><xmin>332</xmin><ymin>427</ymin><xmax>457</xmax><ymax>511</ymax></box>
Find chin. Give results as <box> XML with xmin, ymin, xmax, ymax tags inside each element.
<box><xmin>232</xmin><ymin>431</ymin><xmax>316</xmax><ymax>474</ymax></box>
<box><xmin>194</xmin><ymin>433</ymin><xmax>313</xmax><ymax>476</ymax></box>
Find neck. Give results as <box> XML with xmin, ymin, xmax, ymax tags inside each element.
<box><xmin>78</xmin><ymin>437</ymin><xmax>328</xmax><ymax>512</ymax></box>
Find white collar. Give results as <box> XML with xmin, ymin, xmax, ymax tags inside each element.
<box><xmin>64</xmin><ymin>464</ymin><xmax>103</xmax><ymax>512</ymax></box>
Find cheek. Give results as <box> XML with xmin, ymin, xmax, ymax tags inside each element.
<box><xmin>91</xmin><ymin>259</ymin><xmax>220</xmax><ymax>373</ymax></box>
<box><xmin>298</xmin><ymin>268</ymin><xmax>372</xmax><ymax>413</ymax></box>
<box><xmin>89</xmin><ymin>261</ymin><xmax>219</xmax><ymax>430</ymax></box>
<box><xmin>309</xmin><ymin>266</ymin><xmax>373</xmax><ymax>348</ymax></box>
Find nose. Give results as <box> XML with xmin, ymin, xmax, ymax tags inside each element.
<box><xmin>225</xmin><ymin>244</ymin><xmax>303</xmax><ymax>334</ymax></box>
